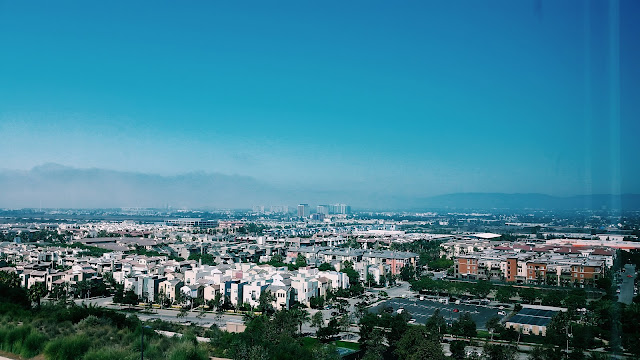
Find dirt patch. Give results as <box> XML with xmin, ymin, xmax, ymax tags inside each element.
<box><xmin>0</xmin><ymin>350</ymin><xmax>23</xmax><ymax>360</ymax></box>
<box><xmin>0</xmin><ymin>350</ymin><xmax>44</xmax><ymax>360</ymax></box>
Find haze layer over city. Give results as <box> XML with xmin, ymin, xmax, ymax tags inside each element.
<box><xmin>1</xmin><ymin>1</ymin><xmax>640</xmax><ymax>209</ymax></box>
<box><xmin>0</xmin><ymin>1</ymin><xmax>639</xmax><ymax>360</ymax></box>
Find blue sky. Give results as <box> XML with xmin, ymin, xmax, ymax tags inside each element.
<box><xmin>0</xmin><ymin>0</ymin><xmax>638</xmax><ymax>198</ymax></box>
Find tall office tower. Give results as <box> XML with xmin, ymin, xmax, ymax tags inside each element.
<box><xmin>317</xmin><ymin>205</ymin><xmax>329</xmax><ymax>215</ymax></box>
<box><xmin>252</xmin><ymin>205</ymin><xmax>265</xmax><ymax>213</ymax></box>
<box><xmin>297</xmin><ymin>204</ymin><xmax>309</xmax><ymax>217</ymax></box>
<box><xmin>270</xmin><ymin>205</ymin><xmax>289</xmax><ymax>214</ymax></box>
<box><xmin>330</xmin><ymin>203</ymin><xmax>351</xmax><ymax>214</ymax></box>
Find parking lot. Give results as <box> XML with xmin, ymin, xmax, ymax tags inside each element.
<box><xmin>369</xmin><ymin>298</ymin><xmax>505</xmax><ymax>330</ymax></box>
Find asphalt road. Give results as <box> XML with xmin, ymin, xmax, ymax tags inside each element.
<box><xmin>369</xmin><ymin>298</ymin><xmax>505</xmax><ymax>329</ymax></box>
<box><xmin>618</xmin><ymin>264</ymin><xmax>636</xmax><ymax>305</ymax></box>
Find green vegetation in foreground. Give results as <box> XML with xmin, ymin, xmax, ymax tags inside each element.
<box><xmin>334</xmin><ymin>340</ymin><xmax>360</xmax><ymax>350</ymax></box>
<box><xmin>0</xmin><ymin>270</ymin><xmax>341</xmax><ymax>360</ymax></box>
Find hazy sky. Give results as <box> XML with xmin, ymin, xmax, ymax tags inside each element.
<box><xmin>1</xmin><ymin>0</ymin><xmax>639</xmax><ymax>197</ymax></box>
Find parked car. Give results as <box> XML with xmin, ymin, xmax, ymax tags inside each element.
<box><xmin>498</xmin><ymin>311</ymin><xmax>507</xmax><ymax>316</ymax></box>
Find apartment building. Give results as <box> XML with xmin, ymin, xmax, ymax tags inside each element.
<box><xmin>453</xmin><ymin>242</ymin><xmax>609</xmax><ymax>286</ymax></box>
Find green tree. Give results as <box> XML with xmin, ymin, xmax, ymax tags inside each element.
<box><xmin>50</xmin><ymin>283</ymin><xmax>67</xmax><ymax>301</ymax></box>
<box><xmin>310</xmin><ymin>295</ymin><xmax>325</xmax><ymax>309</ymax></box>
<box><xmin>122</xmin><ymin>288</ymin><xmax>139</xmax><ymax>305</ymax></box>
<box><xmin>318</xmin><ymin>263</ymin><xmax>335</xmax><ymax>271</ymax></box>
<box><xmin>28</xmin><ymin>282</ymin><xmax>48</xmax><ymax>307</ymax></box>
<box><xmin>450</xmin><ymin>340</ymin><xmax>467</xmax><ymax>360</ymax></box>
<box><xmin>495</xmin><ymin>286</ymin><xmax>515</xmax><ymax>303</ymax></box>
<box><xmin>342</xmin><ymin>261</ymin><xmax>364</xmax><ymax>295</ymax></box>
<box><xmin>0</xmin><ymin>270</ymin><xmax>20</xmax><ymax>287</ymax></box>
<box><xmin>483</xmin><ymin>344</ymin><xmax>517</xmax><ymax>360</ymax></box>
<box><xmin>366</xmin><ymin>273</ymin><xmax>376</xmax><ymax>287</ymax></box>
<box><xmin>311</xmin><ymin>311</ymin><xmax>324</xmax><ymax>329</ymax></box>
<box><xmin>542</xmin><ymin>291</ymin><xmax>564</xmax><ymax>307</ymax></box>
<box><xmin>563</xmin><ymin>290</ymin><xmax>586</xmax><ymax>312</ymax></box>
<box><xmin>427</xmin><ymin>257</ymin><xmax>454</xmax><ymax>271</ymax></box>
<box><xmin>361</xmin><ymin>328</ymin><xmax>386</xmax><ymax>360</ymax></box>
<box><xmin>519</xmin><ymin>287</ymin><xmax>537</xmax><ymax>304</ymax></box>
<box><xmin>400</xmin><ymin>265</ymin><xmax>416</xmax><ymax>281</ymax></box>
<box><xmin>317</xmin><ymin>318</ymin><xmax>341</xmax><ymax>341</ymax></box>
<box><xmin>486</xmin><ymin>316</ymin><xmax>503</xmax><ymax>341</ymax></box>
<box><xmin>258</xmin><ymin>290</ymin><xmax>276</xmax><ymax>315</ymax></box>
<box><xmin>292</xmin><ymin>308</ymin><xmax>311</xmax><ymax>334</ymax></box>
<box><xmin>295</xmin><ymin>254</ymin><xmax>308</xmax><ymax>268</ymax></box>
<box><xmin>425</xmin><ymin>309</ymin><xmax>448</xmax><ymax>336</ymax></box>
<box><xmin>451</xmin><ymin>312</ymin><xmax>477</xmax><ymax>338</ymax></box>
<box><xmin>396</xmin><ymin>326</ymin><xmax>445</xmax><ymax>360</ymax></box>
<box><xmin>545</xmin><ymin>312</ymin><xmax>569</xmax><ymax>347</ymax></box>
<box><xmin>472</xmin><ymin>280</ymin><xmax>493</xmax><ymax>299</ymax></box>
<box><xmin>270</xmin><ymin>253</ymin><xmax>284</xmax><ymax>265</ymax></box>
<box><xmin>528</xmin><ymin>346</ymin><xmax>545</xmax><ymax>360</ymax></box>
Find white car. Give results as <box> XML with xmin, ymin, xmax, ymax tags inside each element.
<box><xmin>498</xmin><ymin>311</ymin><xmax>507</xmax><ymax>316</ymax></box>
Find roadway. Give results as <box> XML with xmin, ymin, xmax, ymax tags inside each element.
<box><xmin>618</xmin><ymin>264</ymin><xmax>637</xmax><ymax>305</ymax></box>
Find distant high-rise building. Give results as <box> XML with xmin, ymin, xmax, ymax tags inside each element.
<box><xmin>297</xmin><ymin>204</ymin><xmax>309</xmax><ymax>217</ymax></box>
<box><xmin>311</xmin><ymin>213</ymin><xmax>325</xmax><ymax>221</ymax></box>
<box><xmin>252</xmin><ymin>205</ymin><xmax>265</xmax><ymax>213</ymax></box>
<box><xmin>317</xmin><ymin>205</ymin><xmax>329</xmax><ymax>215</ymax></box>
<box><xmin>270</xmin><ymin>205</ymin><xmax>289</xmax><ymax>214</ymax></box>
<box><xmin>329</xmin><ymin>203</ymin><xmax>351</xmax><ymax>214</ymax></box>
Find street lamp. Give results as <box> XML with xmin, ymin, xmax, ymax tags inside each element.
<box><xmin>141</xmin><ymin>322</ymin><xmax>152</xmax><ymax>360</ymax></box>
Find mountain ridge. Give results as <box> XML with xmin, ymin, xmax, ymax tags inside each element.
<box><xmin>1</xmin><ymin>164</ymin><xmax>639</xmax><ymax>210</ymax></box>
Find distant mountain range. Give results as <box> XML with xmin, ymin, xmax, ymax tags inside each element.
<box><xmin>0</xmin><ymin>163</ymin><xmax>283</xmax><ymax>209</ymax></box>
<box><xmin>0</xmin><ymin>164</ymin><xmax>638</xmax><ymax>210</ymax></box>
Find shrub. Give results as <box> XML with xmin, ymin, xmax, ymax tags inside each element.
<box><xmin>21</xmin><ymin>330</ymin><xmax>48</xmax><ymax>358</ymax></box>
<box><xmin>44</xmin><ymin>335</ymin><xmax>91</xmax><ymax>360</ymax></box>
<box><xmin>168</xmin><ymin>342</ymin><xmax>209</xmax><ymax>360</ymax></box>
<box><xmin>3</xmin><ymin>325</ymin><xmax>31</xmax><ymax>354</ymax></box>
<box><xmin>83</xmin><ymin>346</ymin><xmax>138</xmax><ymax>360</ymax></box>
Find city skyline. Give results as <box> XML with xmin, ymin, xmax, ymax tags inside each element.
<box><xmin>1</xmin><ymin>1</ymin><xmax>639</xmax><ymax>204</ymax></box>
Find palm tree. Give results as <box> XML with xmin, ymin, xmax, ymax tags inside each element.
<box><xmin>292</xmin><ymin>308</ymin><xmax>311</xmax><ymax>335</ymax></box>
<box><xmin>28</xmin><ymin>282</ymin><xmax>48</xmax><ymax>307</ymax></box>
